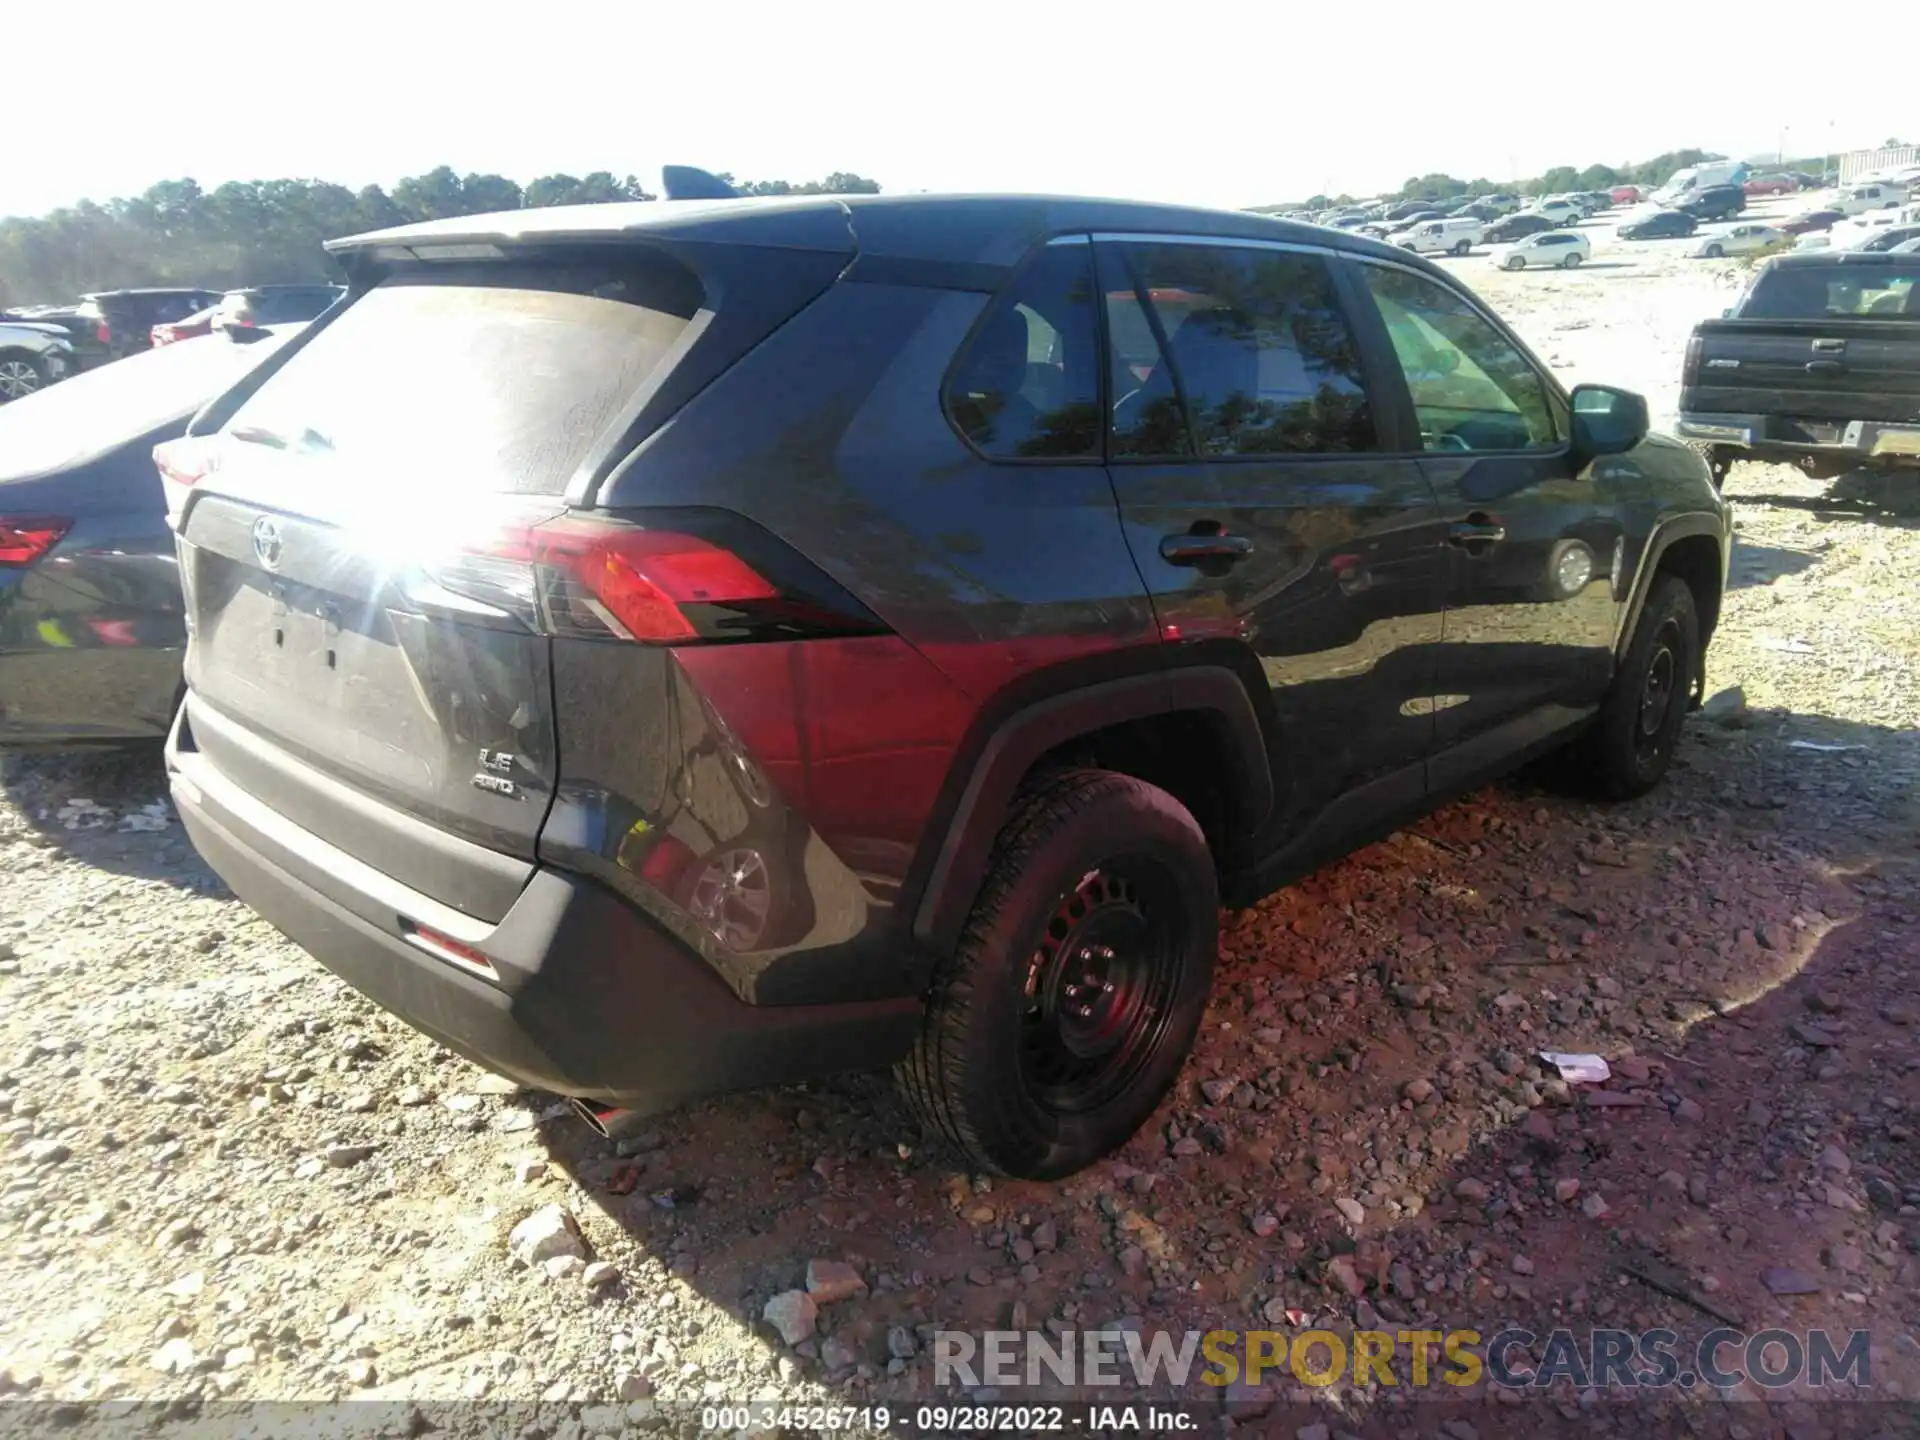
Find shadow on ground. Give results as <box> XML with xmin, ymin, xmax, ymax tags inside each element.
<box><xmin>0</xmin><ymin>744</ymin><xmax>217</xmax><ymax>890</ymax></box>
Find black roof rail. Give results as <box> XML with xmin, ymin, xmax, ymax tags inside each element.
<box><xmin>661</xmin><ymin>166</ymin><xmax>738</xmax><ymax>201</ymax></box>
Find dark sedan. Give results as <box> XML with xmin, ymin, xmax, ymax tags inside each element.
<box><xmin>1781</xmin><ymin>209</ymin><xmax>1845</xmax><ymax>236</ymax></box>
<box><xmin>0</xmin><ymin>326</ymin><xmax>302</xmax><ymax>746</ymax></box>
<box><xmin>1618</xmin><ymin>210</ymin><xmax>1699</xmax><ymax>240</ymax></box>
<box><xmin>1482</xmin><ymin>212</ymin><xmax>1558</xmax><ymax>243</ymax></box>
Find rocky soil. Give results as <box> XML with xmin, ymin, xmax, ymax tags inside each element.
<box><xmin>2</xmin><ymin>209</ymin><xmax>1918</xmax><ymax>1438</ymax></box>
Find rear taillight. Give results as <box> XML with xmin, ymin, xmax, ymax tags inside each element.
<box><xmin>0</xmin><ymin>517</ymin><xmax>72</xmax><ymax>567</ymax></box>
<box><xmin>153</xmin><ymin>436</ymin><xmax>221</xmax><ymax>528</ymax></box>
<box><xmin>94</xmin><ymin>322</ymin><xmax>111</xmax><ymax>345</ymax></box>
<box><xmin>1682</xmin><ymin>334</ymin><xmax>1703</xmax><ymax>389</ymax></box>
<box><xmin>423</xmin><ymin>510</ymin><xmax>882</xmax><ymax>646</ymax></box>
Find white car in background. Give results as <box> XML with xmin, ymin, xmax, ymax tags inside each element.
<box><xmin>1398</xmin><ymin>216</ymin><xmax>1485</xmax><ymax>256</ymax></box>
<box><xmin>1527</xmin><ymin>198</ymin><xmax>1584</xmax><ymax>227</ymax></box>
<box><xmin>1491</xmin><ymin>230</ymin><xmax>1592</xmax><ymax>270</ymax></box>
<box><xmin>0</xmin><ymin>322</ymin><xmax>77</xmax><ymax>402</ymax></box>
<box><xmin>1689</xmin><ymin>224</ymin><xmax>1787</xmax><ymax>259</ymax></box>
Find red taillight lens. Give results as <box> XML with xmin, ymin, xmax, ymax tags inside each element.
<box><xmin>94</xmin><ymin>323</ymin><xmax>111</xmax><ymax>345</ymax></box>
<box><xmin>154</xmin><ymin>437</ymin><xmax>221</xmax><ymax>527</ymax></box>
<box><xmin>447</xmin><ymin>516</ymin><xmax>779</xmax><ymax>643</ymax></box>
<box><xmin>0</xmin><ymin>516</ymin><xmax>72</xmax><ymax>566</ymax></box>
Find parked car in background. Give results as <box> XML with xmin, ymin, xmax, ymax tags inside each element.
<box><xmin>75</xmin><ymin>289</ymin><xmax>221</xmax><ymax>363</ymax></box>
<box><xmin>1678</xmin><ymin>186</ymin><xmax>1747</xmax><ymax>222</ymax></box>
<box><xmin>1618</xmin><ymin>210</ymin><xmax>1700</xmax><ymax>240</ymax></box>
<box><xmin>213</xmin><ymin>284</ymin><xmax>345</xmax><ymax>331</ymax></box>
<box><xmin>1781</xmin><ymin>209</ymin><xmax>1845</xmax><ymax>235</ymax></box>
<box><xmin>0</xmin><ymin>322</ymin><xmax>78</xmax><ymax>402</ymax></box>
<box><xmin>1483</xmin><ymin>212</ymin><xmax>1558</xmax><ymax>243</ymax></box>
<box><xmin>152</xmin><ymin>306</ymin><xmax>221</xmax><ymax>348</ymax></box>
<box><xmin>1679</xmin><ymin>252</ymin><xmax>1920</xmax><ymax>488</ymax></box>
<box><xmin>1479</xmin><ymin>193</ymin><xmax>1520</xmax><ymax>214</ymax></box>
<box><xmin>1398</xmin><ymin>216</ymin><xmax>1484</xmax><ymax>256</ymax></box>
<box><xmin>160</xmin><ymin>186</ymin><xmax>1727</xmax><ymax>1180</ymax></box>
<box><xmin>1835</xmin><ymin>182</ymin><xmax>1903</xmax><ymax>216</ymax></box>
<box><xmin>1689</xmin><ymin>224</ymin><xmax>1787</xmax><ymax>259</ymax></box>
<box><xmin>1610</xmin><ymin>184</ymin><xmax>1645</xmax><ymax>204</ymax></box>
<box><xmin>1858</xmin><ymin>224</ymin><xmax>1920</xmax><ymax>254</ymax></box>
<box><xmin>0</xmin><ymin>325</ymin><xmax>303</xmax><ymax>745</ymax></box>
<box><xmin>1528</xmin><ymin>198</ymin><xmax>1584</xmax><ymax>226</ymax></box>
<box><xmin>1744</xmin><ymin>174</ymin><xmax>1798</xmax><ymax>196</ymax></box>
<box><xmin>1493</xmin><ymin>230</ymin><xmax>1592</xmax><ymax>269</ymax></box>
<box><xmin>1653</xmin><ymin>161</ymin><xmax>1750</xmax><ymax>205</ymax></box>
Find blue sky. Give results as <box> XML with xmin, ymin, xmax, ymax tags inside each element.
<box><xmin>11</xmin><ymin>0</ymin><xmax>1910</xmax><ymax>219</ymax></box>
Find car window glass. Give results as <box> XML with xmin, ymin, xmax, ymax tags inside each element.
<box><xmin>1102</xmin><ymin>242</ymin><xmax>1376</xmax><ymax>458</ymax></box>
<box><xmin>1358</xmin><ymin>264</ymin><xmax>1561</xmax><ymax>453</ymax></box>
<box><xmin>945</xmin><ymin>243</ymin><xmax>1100</xmax><ymax>460</ymax></box>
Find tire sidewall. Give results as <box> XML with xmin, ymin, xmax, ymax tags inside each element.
<box><xmin>956</xmin><ymin>781</ymin><xmax>1217</xmax><ymax>1179</ymax></box>
<box><xmin>1597</xmin><ymin>577</ymin><xmax>1700</xmax><ymax>797</ymax></box>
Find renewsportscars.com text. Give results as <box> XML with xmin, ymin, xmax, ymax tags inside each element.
<box><xmin>934</xmin><ymin>1326</ymin><xmax>1871</xmax><ymax>1391</ymax></box>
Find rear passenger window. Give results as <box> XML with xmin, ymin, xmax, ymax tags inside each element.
<box><xmin>1102</xmin><ymin>243</ymin><xmax>1376</xmax><ymax>458</ymax></box>
<box><xmin>1358</xmin><ymin>264</ymin><xmax>1561</xmax><ymax>452</ymax></box>
<box><xmin>945</xmin><ymin>243</ymin><xmax>1101</xmax><ymax>459</ymax></box>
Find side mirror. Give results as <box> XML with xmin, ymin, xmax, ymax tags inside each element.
<box><xmin>1570</xmin><ymin>384</ymin><xmax>1649</xmax><ymax>461</ymax></box>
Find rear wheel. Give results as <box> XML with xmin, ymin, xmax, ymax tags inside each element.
<box><xmin>1561</xmin><ymin>251</ymin><xmax>1584</xmax><ymax>268</ymax></box>
<box><xmin>1451</xmin><ymin>239</ymin><xmax>1472</xmax><ymax>256</ymax></box>
<box><xmin>1566</xmin><ymin>575</ymin><xmax>1701</xmax><ymax>800</ymax></box>
<box><xmin>0</xmin><ymin>351</ymin><xmax>48</xmax><ymax>402</ymax></box>
<box><xmin>897</xmin><ymin>769</ymin><xmax>1217</xmax><ymax>1179</ymax></box>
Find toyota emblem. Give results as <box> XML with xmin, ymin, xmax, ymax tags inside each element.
<box><xmin>251</xmin><ymin>515</ymin><xmax>284</xmax><ymax>571</ymax></box>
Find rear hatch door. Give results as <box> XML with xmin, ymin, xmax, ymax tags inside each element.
<box><xmin>175</xmin><ymin>253</ymin><xmax>705</xmax><ymax>920</ymax></box>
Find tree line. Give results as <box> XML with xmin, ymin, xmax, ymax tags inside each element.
<box><xmin>0</xmin><ymin>166</ymin><xmax>882</xmax><ymax>308</ymax></box>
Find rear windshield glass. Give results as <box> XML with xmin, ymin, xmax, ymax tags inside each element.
<box><xmin>223</xmin><ymin>257</ymin><xmax>701</xmax><ymax>496</ymax></box>
<box><xmin>0</xmin><ymin>331</ymin><xmax>294</xmax><ymax>480</ymax></box>
<box><xmin>1742</xmin><ymin>264</ymin><xmax>1920</xmax><ymax>318</ymax></box>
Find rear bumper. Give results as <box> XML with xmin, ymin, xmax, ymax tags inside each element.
<box><xmin>166</xmin><ymin>707</ymin><xmax>921</xmax><ymax>1109</ymax></box>
<box><xmin>1677</xmin><ymin>412</ymin><xmax>1920</xmax><ymax>463</ymax></box>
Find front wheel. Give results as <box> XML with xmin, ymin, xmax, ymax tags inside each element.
<box><xmin>1505</xmin><ymin>255</ymin><xmax>1527</xmax><ymax>271</ymax></box>
<box><xmin>896</xmin><ymin>769</ymin><xmax>1218</xmax><ymax>1179</ymax></box>
<box><xmin>0</xmin><ymin>351</ymin><xmax>49</xmax><ymax>402</ymax></box>
<box><xmin>1704</xmin><ymin>243</ymin><xmax>1724</xmax><ymax>258</ymax></box>
<box><xmin>1567</xmin><ymin>575</ymin><xmax>1701</xmax><ymax>800</ymax></box>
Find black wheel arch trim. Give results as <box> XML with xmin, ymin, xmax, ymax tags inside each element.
<box><xmin>1613</xmin><ymin>511</ymin><xmax>1727</xmax><ymax>688</ymax></box>
<box><xmin>908</xmin><ymin>659</ymin><xmax>1274</xmax><ymax>957</ymax></box>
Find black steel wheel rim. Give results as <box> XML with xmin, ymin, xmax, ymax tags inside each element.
<box><xmin>1635</xmin><ymin>619</ymin><xmax>1682</xmax><ymax>759</ymax></box>
<box><xmin>1020</xmin><ymin>859</ymin><xmax>1186</xmax><ymax>1115</ymax></box>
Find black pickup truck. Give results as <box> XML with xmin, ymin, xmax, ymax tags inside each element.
<box><xmin>1678</xmin><ymin>251</ymin><xmax>1920</xmax><ymax>489</ymax></box>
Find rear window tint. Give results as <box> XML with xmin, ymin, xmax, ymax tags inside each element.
<box><xmin>1743</xmin><ymin>265</ymin><xmax>1920</xmax><ymax>318</ymax></box>
<box><xmin>223</xmin><ymin>257</ymin><xmax>701</xmax><ymax>495</ymax></box>
<box><xmin>0</xmin><ymin>332</ymin><xmax>294</xmax><ymax>480</ymax></box>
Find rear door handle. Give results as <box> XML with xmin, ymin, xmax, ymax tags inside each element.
<box><xmin>1811</xmin><ymin>338</ymin><xmax>1846</xmax><ymax>354</ymax></box>
<box><xmin>1448</xmin><ymin>520</ymin><xmax>1507</xmax><ymax>547</ymax></box>
<box><xmin>1160</xmin><ymin>533</ymin><xmax>1254</xmax><ymax>565</ymax></box>
<box><xmin>1805</xmin><ymin>359</ymin><xmax>1845</xmax><ymax>376</ymax></box>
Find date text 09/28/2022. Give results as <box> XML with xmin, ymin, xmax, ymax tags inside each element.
<box><xmin>698</xmin><ymin>1406</ymin><xmax>1193</xmax><ymax>1432</ymax></box>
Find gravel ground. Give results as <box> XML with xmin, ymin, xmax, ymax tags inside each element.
<box><xmin>3</xmin><ymin>204</ymin><xmax>1918</xmax><ymax>1438</ymax></box>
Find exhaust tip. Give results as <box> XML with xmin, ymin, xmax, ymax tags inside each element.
<box><xmin>568</xmin><ymin>1097</ymin><xmax>632</xmax><ymax>1140</ymax></box>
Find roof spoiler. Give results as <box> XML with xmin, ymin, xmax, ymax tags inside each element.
<box><xmin>661</xmin><ymin>166</ymin><xmax>737</xmax><ymax>201</ymax></box>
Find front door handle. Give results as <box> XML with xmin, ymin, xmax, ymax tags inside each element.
<box><xmin>1160</xmin><ymin>532</ymin><xmax>1254</xmax><ymax>565</ymax></box>
<box><xmin>1448</xmin><ymin>519</ymin><xmax>1507</xmax><ymax>548</ymax></box>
